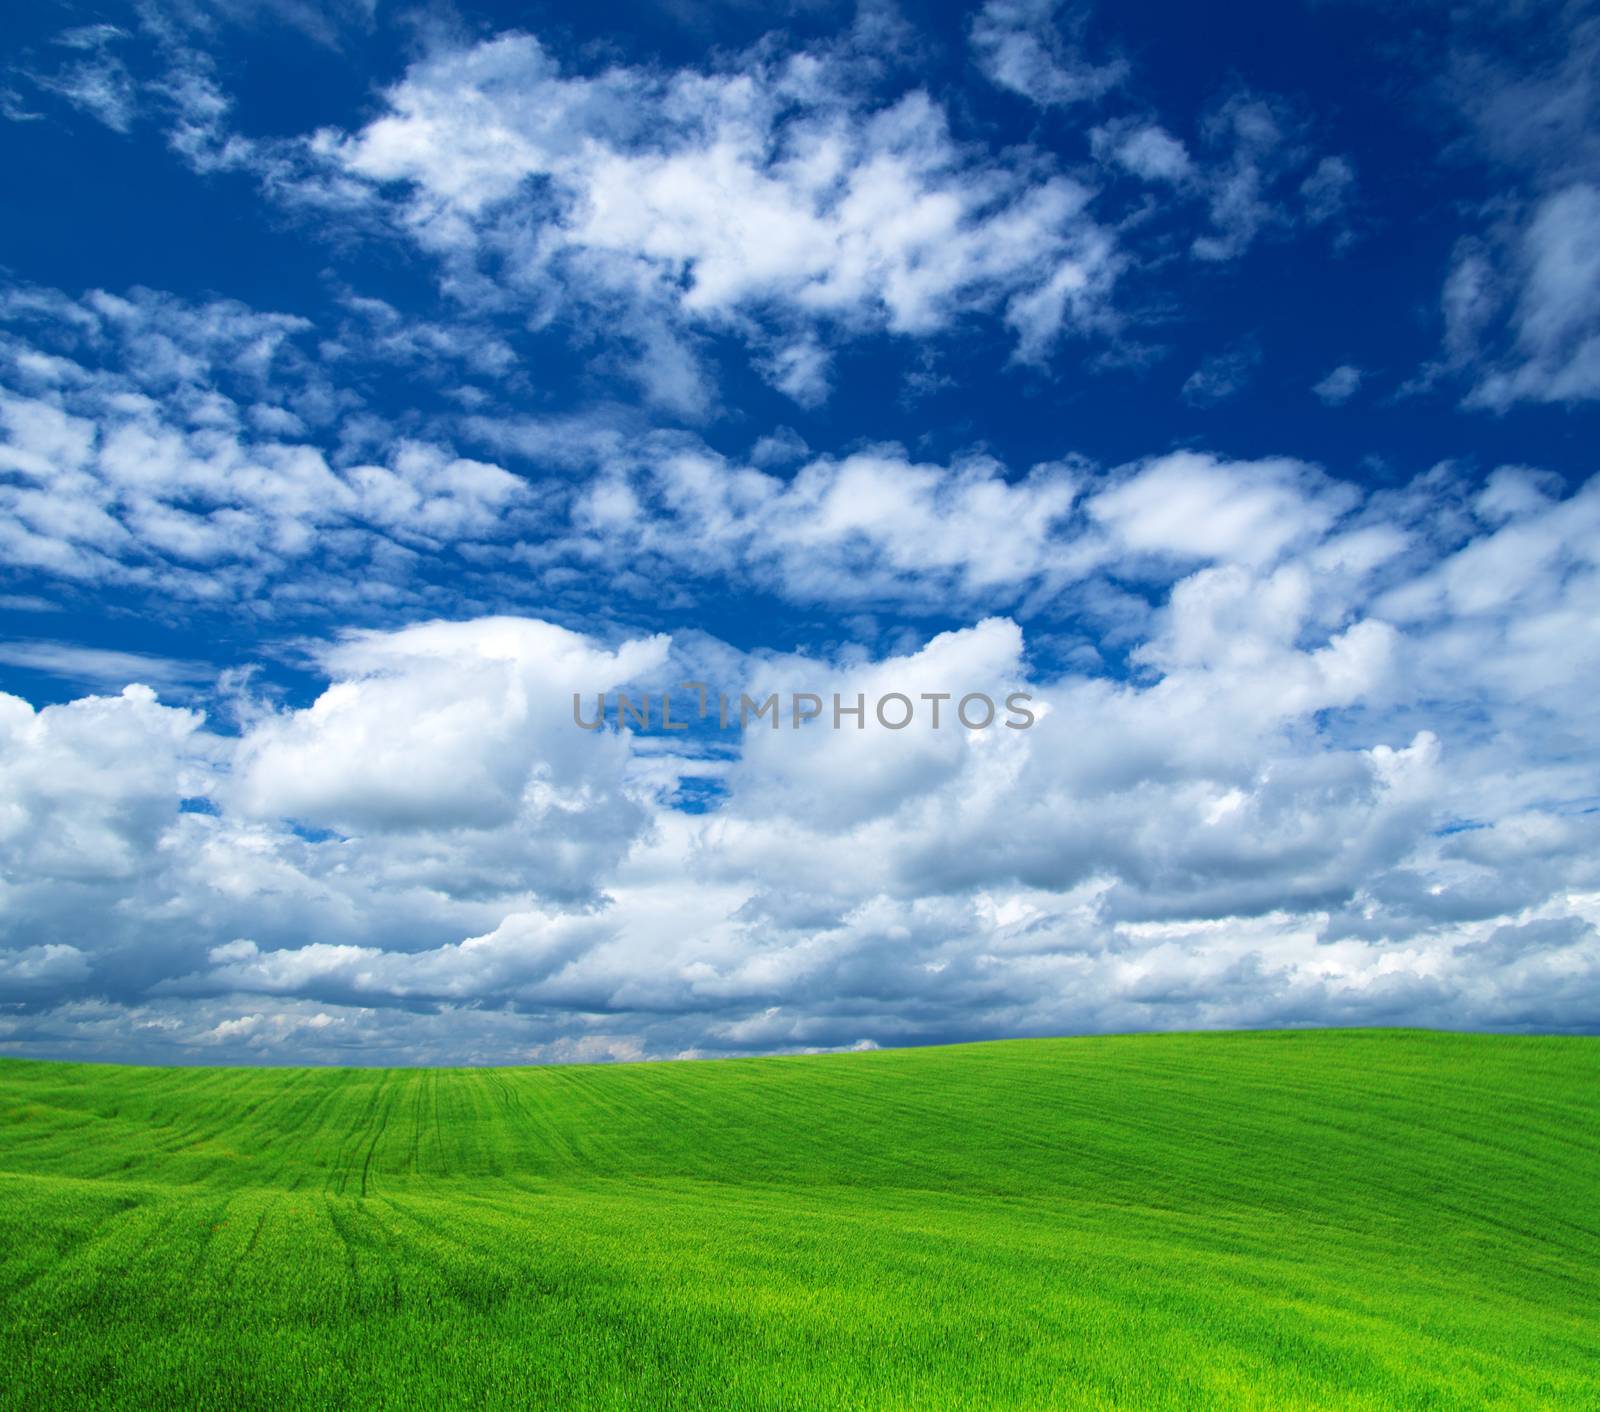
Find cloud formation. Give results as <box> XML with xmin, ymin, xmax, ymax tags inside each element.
<box><xmin>305</xmin><ymin>28</ymin><xmax>1125</xmax><ymax>407</ymax></box>
<box><xmin>1</xmin><ymin>2</ymin><xmax>1597</xmax><ymax>1066</ymax></box>
<box><xmin>3</xmin><ymin>451</ymin><xmax>1597</xmax><ymax>1060</ymax></box>
<box><xmin>1312</xmin><ymin>365</ymin><xmax>1363</xmax><ymax>406</ymax></box>
<box><xmin>1430</xmin><ymin>6</ymin><xmax>1600</xmax><ymax>406</ymax></box>
<box><xmin>0</xmin><ymin>285</ymin><xmax>1373</xmax><ymax>620</ymax></box>
<box><xmin>970</xmin><ymin>0</ymin><xmax>1127</xmax><ymax>108</ymax></box>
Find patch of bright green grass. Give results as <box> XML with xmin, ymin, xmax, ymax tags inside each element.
<box><xmin>1</xmin><ymin>1029</ymin><xmax>1596</xmax><ymax>1409</ymax></box>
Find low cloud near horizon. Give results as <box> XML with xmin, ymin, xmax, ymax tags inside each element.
<box><xmin>4</xmin><ymin>451</ymin><xmax>1597</xmax><ymax>1062</ymax></box>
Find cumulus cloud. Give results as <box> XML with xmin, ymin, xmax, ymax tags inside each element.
<box><xmin>515</xmin><ymin>439</ymin><xmax>1364</xmax><ymax>612</ymax></box>
<box><xmin>227</xmin><ymin>616</ymin><xmax>662</xmax><ymax>852</ymax></box>
<box><xmin>0</xmin><ymin>684</ymin><xmax>209</xmax><ymax>884</ymax></box>
<box><xmin>2</xmin><ymin>6</ymin><xmax>1598</xmax><ymax>1062</ymax></box>
<box><xmin>11</xmin><ymin>11</ymin><xmax>1376</xmax><ymax>410</ymax></box>
<box><xmin>562</xmin><ymin>444</ymin><xmax>1086</xmax><ymax>607</ymax></box>
<box><xmin>293</xmin><ymin>29</ymin><xmax>1126</xmax><ymax>402</ymax></box>
<box><xmin>3</xmin><ymin>454</ymin><xmax>1598</xmax><ymax>1059</ymax></box>
<box><xmin>1087</xmin><ymin>451</ymin><xmax>1356</xmax><ymax>567</ymax></box>
<box><xmin>0</xmin><ymin>285</ymin><xmax>534</xmax><ymax>607</ymax></box>
<box><xmin>6</xmin><ymin>289</ymin><xmax>1380</xmax><ymax>622</ymax></box>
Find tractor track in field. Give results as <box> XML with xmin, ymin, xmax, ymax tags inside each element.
<box><xmin>0</xmin><ymin>1187</ymin><xmax>150</xmax><ymax>1302</ymax></box>
<box><xmin>322</xmin><ymin>1070</ymin><xmax>402</xmax><ymax>1199</ymax></box>
<box><xmin>217</xmin><ymin>1203</ymin><xmax>273</xmax><ymax>1290</ymax></box>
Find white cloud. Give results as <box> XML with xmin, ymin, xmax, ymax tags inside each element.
<box><xmin>1191</xmin><ymin>94</ymin><xmax>1292</xmax><ymax>261</ymax></box>
<box><xmin>0</xmin><ymin>684</ymin><xmax>210</xmax><ymax>885</ymax></box>
<box><xmin>1091</xmin><ymin>120</ymin><xmax>1193</xmax><ymax>183</ymax></box>
<box><xmin>1087</xmin><ymin>451</ymin><xmax>1355</xmax><ymax>567</ymax></box>
<box><xmin>1448</xmin><ymin>9</ymin><xmax>1599</xmax><ymax>184</ymax></box>
<box><xmin>2</xmin><ymin>5</ymin><xmax>1598</xmax><ymax>1064</ymax></box>
<box><xmin>282</xmin><ymin>30</ymin><xmax>1127</xmax><ymax>395</ymax></box>
<box><xmin>19</xmin><ymin>14</ymin><xmax>1379</xmax><ymax>412</ymax></box>
<box><xmin>1426</xmin><ymin>9</ymin><xmax>1600</xmax><ymax>406</ymax></box>
<box><xmin>185</xmin><ymin>910</ymin><xmax>613</xmax><ymax>1002</ymax></box>
<box><xmin>0</xmin><ymin>641</ymin><xmax>211</xmax><ymax>693</ymax></box>
<box><xmin>1313</xmin><ymin>364</ymin><xmax>1363</xmax><ymax>406</ymax></box>
<box><xmin>20</xmin><ymin>26</ymin><xmax>139</xmax><ymax>134</ymax></box>
<box><xmin>1300</xmin><ymin>155</ymin><xmax>1355</xmax><ymax>228</ymax></box>
<box><xmin>1465</xmin><ymin>183</ymin><xmax>1600</xmax><ymax>407</ymax></box>
<box><xmin>0</xmin><ymin>286</ymin><xmax>537</xmax><ymax>606</ymax></box>
<box><xmin>557</xmin><ymin>441</ymin><xmax>1094</xmax><ymax>610</ymax></box>
<box><xmin>755</xmin><ymin>337</ymin><xmax>832</xmax><ymax>410</ymax></box>
<box><xmin>0</xmin><ymin>296</ymin><xmax>1400</xmax><ymax>625</ymax></box>
<box><xmin>1086</xmin><ymin>92</ymin><xmax>1354</xmax><ymax>265</ymax></box>
<box><xmin>969</xmin><ymin>0</ymin><xmax>1127</xmax><ymax>108</ymax></box>
<box><xmin>3</xmin><ymin>456</ymin><xmax>1598</xmax><ymax>1058</ymax></box>
<box><xmin>227</xmin><ymin>616</ymin><xmax>664</xmax><ymax>842</ymax></box>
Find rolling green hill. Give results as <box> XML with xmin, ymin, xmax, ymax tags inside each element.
<box><xmin>1</xmin><ymin>1029</ymin><xmax>1596</xmax><ymax>1410</ymax></box>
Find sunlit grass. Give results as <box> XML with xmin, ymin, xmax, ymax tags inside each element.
<box><xmin>2</xmin><ymin>1029</ymin><xmax>1596</xmax><ymax>1409</ymax></box>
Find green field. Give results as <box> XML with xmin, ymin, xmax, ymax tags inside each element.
<box><xmin>1</xmin><ymin>1030</ymin><xmax>1596</xmax><ymax>1410</ymax></box>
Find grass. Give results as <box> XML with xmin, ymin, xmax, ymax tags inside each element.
<box><xmin>0</xmin><ymin>1028</ymin><xmax>1596</xmax><ymax>1410</ymax></box>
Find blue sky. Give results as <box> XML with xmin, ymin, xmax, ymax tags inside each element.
<box><xmin>1</xmin><ymin>0</ymin><xmax>1597</xmax><ymax>1063</ymax></box>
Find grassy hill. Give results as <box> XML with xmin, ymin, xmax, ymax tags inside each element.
<box><xmin>1</xmin><ymin>1029</ymin><xmax>1596</xmax><ymax>1409</ymax></box>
